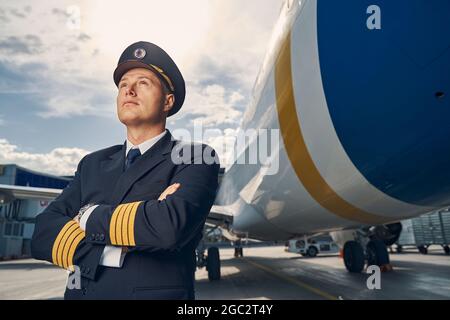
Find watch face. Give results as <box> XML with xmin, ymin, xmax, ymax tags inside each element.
<box><xmin>79</xmin><ymin>204</ymin><xmax>93</xmax><ymax>218</ymax></box>
<box><xmin>81</xmin><ymin>204</ymin><xmax>93</xmax><ymax>211</ymax></box>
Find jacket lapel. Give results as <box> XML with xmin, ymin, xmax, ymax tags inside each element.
<box><xmin>99</xmin><ymin>143</ymin><xmax>126</xmax><ymax>200</ymax></box>
<box><xmin>110</xmin><ymin>130</ymin><xmax>177</xmax><ymax>205</ymax></box>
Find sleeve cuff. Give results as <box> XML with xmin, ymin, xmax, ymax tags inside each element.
<box><xmin>51</xmin><ymin>220</ymin><xmax>85</xmax><ymax>270</ymax></box>
<box><xmin>99</xmin><ymin>245</ymin><xmax>127</xmax><ymax>268</ymax></box>
<box><xmin>79</xmin><ymin>205</ymin><xmax>99</xmax><ymax>231</ymax></box>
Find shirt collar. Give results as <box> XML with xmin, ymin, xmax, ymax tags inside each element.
<box><xmin>126</xmin><ymin>129</ymin><xmax>167</xmax><ymax>156</ymax></box>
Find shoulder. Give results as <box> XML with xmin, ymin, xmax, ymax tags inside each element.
<box><xmin>80</xmin><ymin>144</ymin><xmax>123</xmax><ymax>165</ymax></box>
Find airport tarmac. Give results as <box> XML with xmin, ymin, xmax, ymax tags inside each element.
<box><xmin>0</xmin><ymin>245</ymin><xmax>449</xmax><ymax>300</ymax></box>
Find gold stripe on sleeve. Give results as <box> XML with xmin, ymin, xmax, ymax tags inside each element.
<box><xmin>54</xmin><ymin>222</ymin><xmax>78</xmax><ymax>268</ymax></box>
<box><xmin>52</xmin><ymin>220</ymin><xmax>77</xmax><ymax>267</ymax></box>
<box><xmin>127</xmin><ymin>201</ymin><xmax>143</xmax><ymax>246</ymax></box>
<box><xmin>66</xmin><ymin>231</ymin><xmax>86</xmax><ymax>271</ymax></box>
<box><xmin>110</xmin><ymin>204</ymin><xmax>127</xmax><ymax>245</ymax></box>
<box><xmin>120</xmin><ymin>202</ymin><xmax>135</xmax><ymax>245</ymax></box>
<box><xmin>62</xmin><ymin>229</ymin><xmax>84</xmax><ymax>269</ymax></box>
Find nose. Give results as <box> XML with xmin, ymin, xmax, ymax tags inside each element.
<box><xmin>125</xmin><ymin>82</ymin><xmax>137</xmax><ymax>97</ymax></box>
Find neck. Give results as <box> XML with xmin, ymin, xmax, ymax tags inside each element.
<box><xmin>126</xmin><ymin>123</ymin><xmax>166</xmax><ymax>146</ymax></box>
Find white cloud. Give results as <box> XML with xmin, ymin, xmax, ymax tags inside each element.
<box><xmin>36</xmin><ymin>80</ymin><xmax>115</xmax><ymax>119</ymax></box>
<box><xmin>0</xmin><ymin>138</ymin><xmax>88</xmax><ymax>176</ymax></box>
<box><xmin>0</xmin><ymin>0</ymin><xmax>282</xmax><ymax>164</ymax></box>
<box><xmin>38</xmin><ymin>95</ymin><xmax>97</xmax><ymax>118</ymax></box>
<box><xmin>172</xmin><ymin>0</ymin><xmax>281</xmax><ymax>128</ymax></box>
<box><xmin>0</xmin><ymin>0</ymin><xmax>280</xmax><ymax>120</ymax></box>
<box><xmin>183</xmin><ymin>1</ymin><xmax>282</xmax><ymax>88</ymax></box>
<box><xmin>180</xmin><ymin>84</ymin><xmax>243</xmax><ymax>127</ymax></box>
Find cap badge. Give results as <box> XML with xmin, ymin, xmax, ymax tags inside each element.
<box><xmin>134</xmin><ymin>48</ymin><xmax>146</xmax><ymax>59</ymax></box>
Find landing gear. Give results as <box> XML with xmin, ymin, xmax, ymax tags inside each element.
<box><xmin>233</xmin><ymin>239</ymin><xmax>244</xmax><ymax>257</ymax></box>
<box><xmin>366</xmin><ymin>239</ymin><xmax>390</xmax><ymax>266</ymax></box>
<box><xmin>206</xmin><ymin>247</ymin><xmax>221</xmax><ymax>281</ymax></box>
<box><xmin>342</xmin><ymin>239</ymin><xmax>391</xmax><ymax>273</ymax></box>
<box><xmin>196</xmin><ymin>244</ymin><xmax>221</xmax><ymax>282</ymax></box>
<box><xmin>343</xmin><ymin>241</ymin><xmax>365</xmax><ymax>273</ymax></box>
<box><xmin>335</xmin><ymin>226</ymin><xmax>397</xmax><ymax>273</ymax></box>
<box><xmin>234</xmin><ymin>247</ymin><xmax>244</xmax><ymax>257</ymax></box>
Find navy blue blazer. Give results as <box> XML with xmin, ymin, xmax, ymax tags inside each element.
<box><xmin>31</xmin><ymin>130</ymin><xmax>220</xmax><ymax>299</ymax></box>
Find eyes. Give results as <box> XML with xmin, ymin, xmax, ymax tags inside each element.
<box><xmin>119</xmin><ymin>79</ymin><xmax>151</xmax><ymax>89</ymax></box>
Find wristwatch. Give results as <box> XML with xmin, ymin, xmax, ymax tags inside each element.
<box><xmin>77</xmin><ymin>203</ymin><xmax>95</xmax><ymax>222</ymax></box>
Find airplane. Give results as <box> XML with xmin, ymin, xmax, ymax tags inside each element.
<box><xmin>1</xmin><ymin>0</ymin><xmax>449</xmax><ymax>280</ymax></box>
<box><xmin>204</xmin><ymin>0</ymin><xmax>450</xmax><ymax>278</ymax></box>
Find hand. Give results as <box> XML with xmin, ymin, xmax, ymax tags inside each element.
<box><xmin>158</xmin><ymin>183</ymin><xmax>181</xmax><ymax>201</ymax></box>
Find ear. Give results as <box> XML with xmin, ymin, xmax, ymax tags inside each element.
<box><xmin>163</xmin><ymin>94</ymin><xmax>175</xmax><ymax>113</ymax></box>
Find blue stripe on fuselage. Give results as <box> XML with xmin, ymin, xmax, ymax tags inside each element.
<box><xmin>316</xmin><ymin>0</ymin><xmax>450</xmax><ymax>207</ymax></box>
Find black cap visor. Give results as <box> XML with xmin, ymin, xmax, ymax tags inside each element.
<box><xmin>113</xmin><ymin>60</ymin><xmax>173</xmax><ymax>92</ymax></box>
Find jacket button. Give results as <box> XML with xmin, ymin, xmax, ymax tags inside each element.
<box><xmin>85</xmin><ymin>267</ymin><xmax>90</xmax><ymax>274</ymax></box>
<box><xmin>90</xmin><ymin>234</ymin><xmax>96</xmax><ymax>241</ymax></box>
<box><xmin>99</xmin><ymin>234</ymin><xmax>105</xmax><ymax>241</ymax></box>
<box><xmin>80</xmin><ymin>265</ymin><xmax>86</xmax><ymax>273</ymax></box>
<box><xmin>95</xmin><ymin>234</ymin><xmax>100</xmax><ymax>241</ymax></box>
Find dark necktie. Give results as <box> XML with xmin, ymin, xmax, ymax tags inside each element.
<box><xmin>125</xmin><ymin>148</ymin><xmax>141</xmax><ymax>171</ymax></box>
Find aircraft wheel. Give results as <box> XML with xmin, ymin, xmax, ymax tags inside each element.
<box><xmin>343</xmin><ymin>241</ymin><xmax>365</xmax><ymax>273</ymax></box>
<box><xmin>207</xmin><ymin>247</ymin><xmax>221</xmax><ymax>281</ymax></box>
<box><xmin>366</xmin><ymin>240</ymin><xmax>390</xmax><ymax>266</ymax></box>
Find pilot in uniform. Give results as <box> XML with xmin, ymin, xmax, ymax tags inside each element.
<box><xmin>31</xmin><ymin>41</ymin><xmax>220</xmax><ymax>300</ymax></box>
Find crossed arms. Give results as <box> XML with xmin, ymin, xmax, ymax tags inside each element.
<box><xmin>31</xmin><ymin>151</ymin><xmax>219</xmax><ymax>280</ymax></box>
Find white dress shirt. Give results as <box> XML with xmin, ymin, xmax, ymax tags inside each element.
<box><xmin>79</xmin><ymin>129</ymin><xmax>167</xmax><ymax>267</ymax></box>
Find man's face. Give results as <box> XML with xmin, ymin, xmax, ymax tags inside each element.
<box><xmin>117</xmin><ymin>68</ymin><xmax>171</xmax><ymax>127</ymax></box>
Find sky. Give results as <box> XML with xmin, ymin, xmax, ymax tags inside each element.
<box><xmin>0</xmin><ymin>0</ymin><xmax>282</xmax><ymax>176</ymax></box>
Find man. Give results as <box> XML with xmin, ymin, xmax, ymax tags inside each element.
<box><xmin>31</xmin><ymin>41</ymin><xmax>220</xmax><ymax>300</ymax></box>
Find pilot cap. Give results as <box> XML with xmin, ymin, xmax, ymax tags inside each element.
<box><xmin>113</xmin><ymin>41</ymin><xmax>185</xmax><ymax>117</ymax></box>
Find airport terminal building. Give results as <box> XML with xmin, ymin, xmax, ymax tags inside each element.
<box><xmin>0</xmin><ymin>164</ymin><xmax>71</xmax><ymax>260</ymax></box>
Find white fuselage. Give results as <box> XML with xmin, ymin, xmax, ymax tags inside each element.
<box><xmin>215</xmin><ymin>0</ymin><xmax>445</xmax><ymax>240</ymax></box>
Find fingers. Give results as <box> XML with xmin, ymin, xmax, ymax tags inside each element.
<box><xmin>158</xmin><ymin>184</ymin><xmax>179</xmax><ymax>201</ymax></box>
<box><xmin>167</xmin><ymin>183</ymin><xmax>181</xmax><ymax>192</ymax></box>
<box><xmin>158</xmin><ymin>183</ymin><xmax>181</xmax><ymax>201</ymax></box>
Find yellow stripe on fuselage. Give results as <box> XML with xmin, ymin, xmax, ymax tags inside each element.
<box><xmin>274</xmin><ymin>32</ymin><xmax>390</xmax><ymax>225</ymax></box>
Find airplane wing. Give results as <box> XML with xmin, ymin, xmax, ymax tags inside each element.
<box><xmin>0</xmin><ymin>184</ymin><xmax>232</xmax><ymax>225</ymax></box>
<box><xmin>0</xmin><ymin>184</ymin><xmax>231</xmax><ymax>222</ymax></box>
<box><xmin>0</xmin><ymin>184</ymin><xmax>62</xmax><ymax>203</ymax></box>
